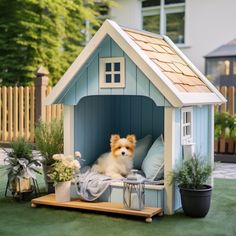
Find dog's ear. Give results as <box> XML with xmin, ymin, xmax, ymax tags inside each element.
<box><xmin>110</xmin><ymin>134</ymin><xmax>120</xmax><ymax>145</ymax></box>
<box><xmin>126</xmin><ymin>134</ymin><xmax>136</xmax><ymax>144</ymax></box>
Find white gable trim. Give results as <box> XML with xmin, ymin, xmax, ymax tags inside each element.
<box><xmin>163</xmin><ymin>36</ymin><xmax>227</xmax><ymax>104</ymax></box>
<box><xmin>178</xmin><ymin>93</ymin><xmax>223</xmax><ymax>106</ymax></box>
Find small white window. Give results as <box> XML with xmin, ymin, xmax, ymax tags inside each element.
<box><xmin>181</xmin><ymin>107</ymin><xmax>193</xmax><ymax>144</ymax></box>
<box><xmin>99</xmin><ymin>57</ymin><xmax>125</xmax><ymax>88</ymax></box>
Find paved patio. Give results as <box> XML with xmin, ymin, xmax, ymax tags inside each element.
<box><xmin>0</xmin><ymin>148</ymin><xmax>235</xmax><ymax>179</ymax></box>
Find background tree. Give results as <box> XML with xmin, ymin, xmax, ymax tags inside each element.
<box><xmin>0</xmin><ymin>0</ymin><xmax>114</xmax><ymax>86</ymax></box>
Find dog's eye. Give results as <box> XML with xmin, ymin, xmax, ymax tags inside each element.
<box><xmin>118</xmin><ymin>146</ymin><xmax>121</xmax><ymax>149</ymax></box>
<box><xmin>126</xmin><ymin>146</ymin><xmax>130</xmax><ymax>150</ymax></box>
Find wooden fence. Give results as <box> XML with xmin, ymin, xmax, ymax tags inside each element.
<box><xmin>215</xmin><ymin>86</ymin><xmax>235</xmax><ymax>115</ymax></box>
<box><xmin>0</xmin><ymin>69</ymin><xmax>63</xmax><ymax>143</ymax></box>
<box><xmin>215</xmin><ymin>86</ymin><xmax>236</xmax><ymax>154</ymax></box>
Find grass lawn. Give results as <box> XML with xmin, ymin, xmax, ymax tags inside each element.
<box><xmin>0</xmin><ymin>170</ymin><xmax>236</xmax><ymax>236</ymax></box>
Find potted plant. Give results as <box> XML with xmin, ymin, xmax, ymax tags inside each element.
<box><xmin>48</xmin><ymin>152</ymin><xmax>81</xmax><ymax>202</ymax></box>
<box><xmin>4</xmin><ymin>138</ymin><xmax>41</xmax><ymax>199</ymax></box>
<box><xmin>35</xmin><ymin>119</ymin><xmax>63</xmax><ymax>193</ymax></box>
<box><xmin>172</xmin><ymin>157</ymin><xmax>212</xmax><ymax>218</ymax></box>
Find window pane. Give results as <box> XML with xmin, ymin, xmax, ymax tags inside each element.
<box><xmin>114</xmin><ymin>62</ymin><xmax>120</xmax><ymax>72</ymax></box>
<box><xmin>105</xmin><ymin>63</ymin><xmax>111</xmax><ymax>72</ymax></box>
<box><xmin>186</xmin><ymin>125</ymin><xmax>191</xmax><ymax>136</ymax></box>
<box><xmin>234</xmin><ymin>61</ymin><xmax>236</xmax><ymax>75</ymax></box>
<box><xmin>143</xmin><ymin>15</ymin><xmax>160</xmax><ymax>34</ymax></box>
<box><xmin>166</xmin><ymin>12</ymin><xmax>185</xmax><ymax>44</ymax></box>
<box><xmin>165</xmin><ymin>0</ymin><xmax>185</xmax><ymax>5</ymax></box>
<box><xmin>186</xmin><ymin>112</ymin><xmax>191</xmax><ymax>123</ymax></box>
<box><xmin>142</xmin><ymin>0</ymin><xmax>160</xmax><ymax>8</ymax></box>
<box><xmin>114</xmin><ymin>74</ymin><xmax>120</xmax><ymax>83</ymax></box>
<box><xmin>183</xmin><ymin>112</ymin><xmax>186</xmax><ymax>123</ymax></box>
<box><xmin>105</xmin><ymin>74</ymin><xmax>112</xmax><ymax>83</ymax></box>
<box><xmin>207</xmin><ymin>59</ymin><xmax>231</xmax><ymax>77</ymax></box>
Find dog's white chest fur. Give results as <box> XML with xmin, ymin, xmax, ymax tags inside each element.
<box><xmin>92</xmin><ymin>152</ymin><xmax>133</xmax><ymax>179</ymax></box>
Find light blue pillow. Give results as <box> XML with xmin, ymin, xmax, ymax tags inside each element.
<box><xmin>133</xmin><ymin>135</ymin><xmax>153</xmax><ymax>169</ymax></box>
<box><xmin>141</xmin><ymin>135</ymin><xmax>164</xmax><ymax>180</ymax></box>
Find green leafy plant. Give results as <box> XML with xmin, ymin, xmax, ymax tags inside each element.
<box><xmin>4</xmin><ymin>138</ymin><xmax>41</xmax><ymax>182</ymax></box>
<box><xmin>35</xmin><ymin>119</ymin><xmax>63</xmax><ymax>166</ymax></box>
<box><xmin>172</xmin><ymin>157</ymin><xmax>212</xmax><ymax>189</ymax></box>
<box><xmin>48</xmin><ymin>153</ymin><xmax>81</xmax><ymax>183</ymax></box>
<box><xmin>214</xmin><ymin>112</ymin><xmax>236</xmax><ymax>139</ymax></box>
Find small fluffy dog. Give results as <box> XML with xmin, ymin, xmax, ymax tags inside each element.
<box><xmin>92</xmin><ymin>134</ymin><xmax>136</xmax><ymax>179</ymax></box>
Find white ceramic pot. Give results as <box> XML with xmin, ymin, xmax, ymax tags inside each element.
<box><xmin>55</xmin><ymin>181</ymin><xmax>71</xmax><ymax>202</ymax></box>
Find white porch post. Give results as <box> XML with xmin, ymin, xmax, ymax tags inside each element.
<box><xmin>64</xmin><ymin>105</ymin><xmax>74</xmax><ymax>155</ymax></box>
<box><xmin>164</xmin><ymin>107</ymin><xmax>175</xmax><ymax>215</ymax></box>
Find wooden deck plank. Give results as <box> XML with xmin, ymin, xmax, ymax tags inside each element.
<box><xmin>32</xmin><ymin>194</ymin><xmax>163</xmax><ymax>219</ymax></box>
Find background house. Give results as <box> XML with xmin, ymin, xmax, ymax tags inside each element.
<box><xmin>205</xmin><ymin>39</ymin><xmax>236</xmax><ymax>87</ymax></box>
<box><xmin>107</xmin><ymin>0</ymin><xmax>236</xmax><ymax>74</ymax></box>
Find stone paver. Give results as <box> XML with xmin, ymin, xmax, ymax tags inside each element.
<box><xmin>213</xmin><ymin>162</ymin><xmax>236</xmax><ymax>179</ymax></box>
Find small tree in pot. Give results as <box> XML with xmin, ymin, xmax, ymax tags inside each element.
<box><xmin>35</xmin><ymin>119</ymin><xmax>63</xmax><ymax>193</ymax></box>
<box><xmin>172</xmin><ymin>156</ymin><xmax>212</xmax><ymax>218</ymax></box>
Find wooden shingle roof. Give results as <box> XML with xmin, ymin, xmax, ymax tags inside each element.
<box><xmin>124</xmin><ymin>28</ymin><xmax>210</xmax><ymax>93</ymax></box>
<box><xmin>46</xmin><ymin>20</ymin><xmax>226</xmax><ymax>107</ymax></box>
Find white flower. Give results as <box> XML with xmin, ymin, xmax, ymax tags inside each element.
<box><xmin>75</xmin><ymin>151</ymin><xmax>81</xmax><ymax>158</ymax></box>
<box><xmin>53</xmin><ymin>154</ymin><xmax>63</xmax><ymax>161</ymax></box>
<box><xmin>73</xmin><ymin>160</ymin><xmax>81</xmax><ymax>169</ymax></box>
<box><xmin>64</xmin><ymin>155</ymin><xmax>74</xmax><ymax>161</ymax></box>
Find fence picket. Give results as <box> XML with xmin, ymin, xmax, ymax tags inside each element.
<box><xmin>25</xmin><ymin>87</ymin><xmax>29</xmax><ymax>140</ymax></box>
<box><xmin>13</xmin><ymin>87</ymin><xmax>18</xmax><ymax>140</ymax></box>
<box><xmin>30</xmin><ymin>86</ymin><xmax>35</xmax><ymax>142</ymax></box>
<box><xmin>19</xmin><ymin>87</ymin><xmax>24</xmax><ymax>138</ymax></box>
<box><xmin>2</xmin><ymin>87</ymin><xmax>7</xmax><ymax>141</ymax></box>
<box><xmin>8</xmin><ymin>87</ymin><xmax>13</xmax><ymax>141</ymax></box>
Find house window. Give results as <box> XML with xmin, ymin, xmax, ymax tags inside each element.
<box><xmin>142</xmin><ymin>0</ymin><xmax>185</xmax><ymax>44</ymax></box>
<box><xmin>99</xmin><ymin>57</ymin><xmax>125</xmax><ymax>88</ymax></box>
<box><xmin>181</xmin><ymin>107</ymin><xmax>193</xmax><ymax>144</ymax></box>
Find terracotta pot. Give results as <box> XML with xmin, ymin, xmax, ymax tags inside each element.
<box><xmin>55</xmin><ymin>181</ymin><xmax>71</xmax><ymax>202</ymax></box>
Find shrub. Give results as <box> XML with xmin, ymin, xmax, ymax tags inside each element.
<box><xmin>35</xmin><ymin>119</ymin><xmax>63</xmax><ymax>166</ymax></box>
<box><xmin>172</xmin><ymin>157</ymin><xmax>212</xmax><ymax>189</ymax></box>
<box><xmin>4</xmin><ymin>138</ymin><xmax>41</xmax><ymax>181</ymax></box>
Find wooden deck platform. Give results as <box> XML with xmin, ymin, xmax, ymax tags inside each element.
<box><xmin>31</xmin><ymin>194</ymin><xmax>163</xmax><ymax>223</ymax></box>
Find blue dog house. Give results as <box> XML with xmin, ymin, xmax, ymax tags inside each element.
<box><xmin>46</xmin><ymin>20</ymin><xmax>226</xmax><ymax>214</ymax></box>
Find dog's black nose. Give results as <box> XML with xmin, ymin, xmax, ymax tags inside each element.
<box><xmin>122</xmin><ymin>152</ymin><xmax>125</xmax><ymax>155</ymax></box>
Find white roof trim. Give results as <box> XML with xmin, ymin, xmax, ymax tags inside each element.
<box><xmin>46</xmin><ymin>20</ymin><xmax>226</xmax><ymax>107</ymax></box>
<box><xmin>178</xmin><ymin>93</ymin><xmax>223</xmax><ymax>106</ymax></box>
<box><xmin>163</xmin><ymin>36</ymin><xmax>227</xmax><ymax>104</ymax></box>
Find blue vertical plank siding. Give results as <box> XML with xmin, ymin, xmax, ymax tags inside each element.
<box><xmin>193</xmin><ymin>105</ymin><xmax>210</xmax><ymax>160</ymax></box>
<box><xmin>124</xmin><ymin>55</ymin><xmax>137</xmax><ymax>95</ymax></box>
<box><xmin>74</xmin><ymin>95</ymin><xmax>164</xmax><ymax>167</ymax></box>
<box><xmin>173</xmin><ymin>105</ymin><xmax>211</xmax><ymax>211</ymax></box>
<box><xmin>87</xmin><ymin>55</ymin><xmax>99</xmax><ymax>95</ymax></box>
<box><xmin>57</xmin><ymin>35</ymin><xmax>167</xmax><ymax>107</ymax></box>
<box><xmin>136</xmin><ymin>68</ymin><xmax>150</xmax><ymax>97</ymax></box>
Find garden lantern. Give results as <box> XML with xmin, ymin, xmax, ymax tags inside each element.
<box><xmin>123</xmin><ymin>170</ymin><xmax>145</xmax><ymax>211</ymax></box>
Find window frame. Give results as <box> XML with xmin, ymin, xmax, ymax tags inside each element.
<box><xmin>99</xmin><ymin>57</ymin><xmax>125</xmax><ymax>88</ymax></box>
<box><xmin>142</xmin><ymin>0</ymin><xmax>185</xmax><ymax>45</ymax></box>
<box><xmin>181</xmin><ymin>107</ymin><xmax>193</xmax><ymax>145</ymax></box>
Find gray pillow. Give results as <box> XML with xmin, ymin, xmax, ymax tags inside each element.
<box><xmin>141</xmin><ymin>135</ymin><xmax>164</xmax><ymax>181</ymax></box>
<box><xmin>133</xmin><ymin>135</ymin><xmax>153</xmax><ymax>169</ymax></box>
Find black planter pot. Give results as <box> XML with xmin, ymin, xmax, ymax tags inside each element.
<box><xmin>179</xmin><ymin>184</ymin><xmax>212</xmax><ymax>218</ymax></box>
